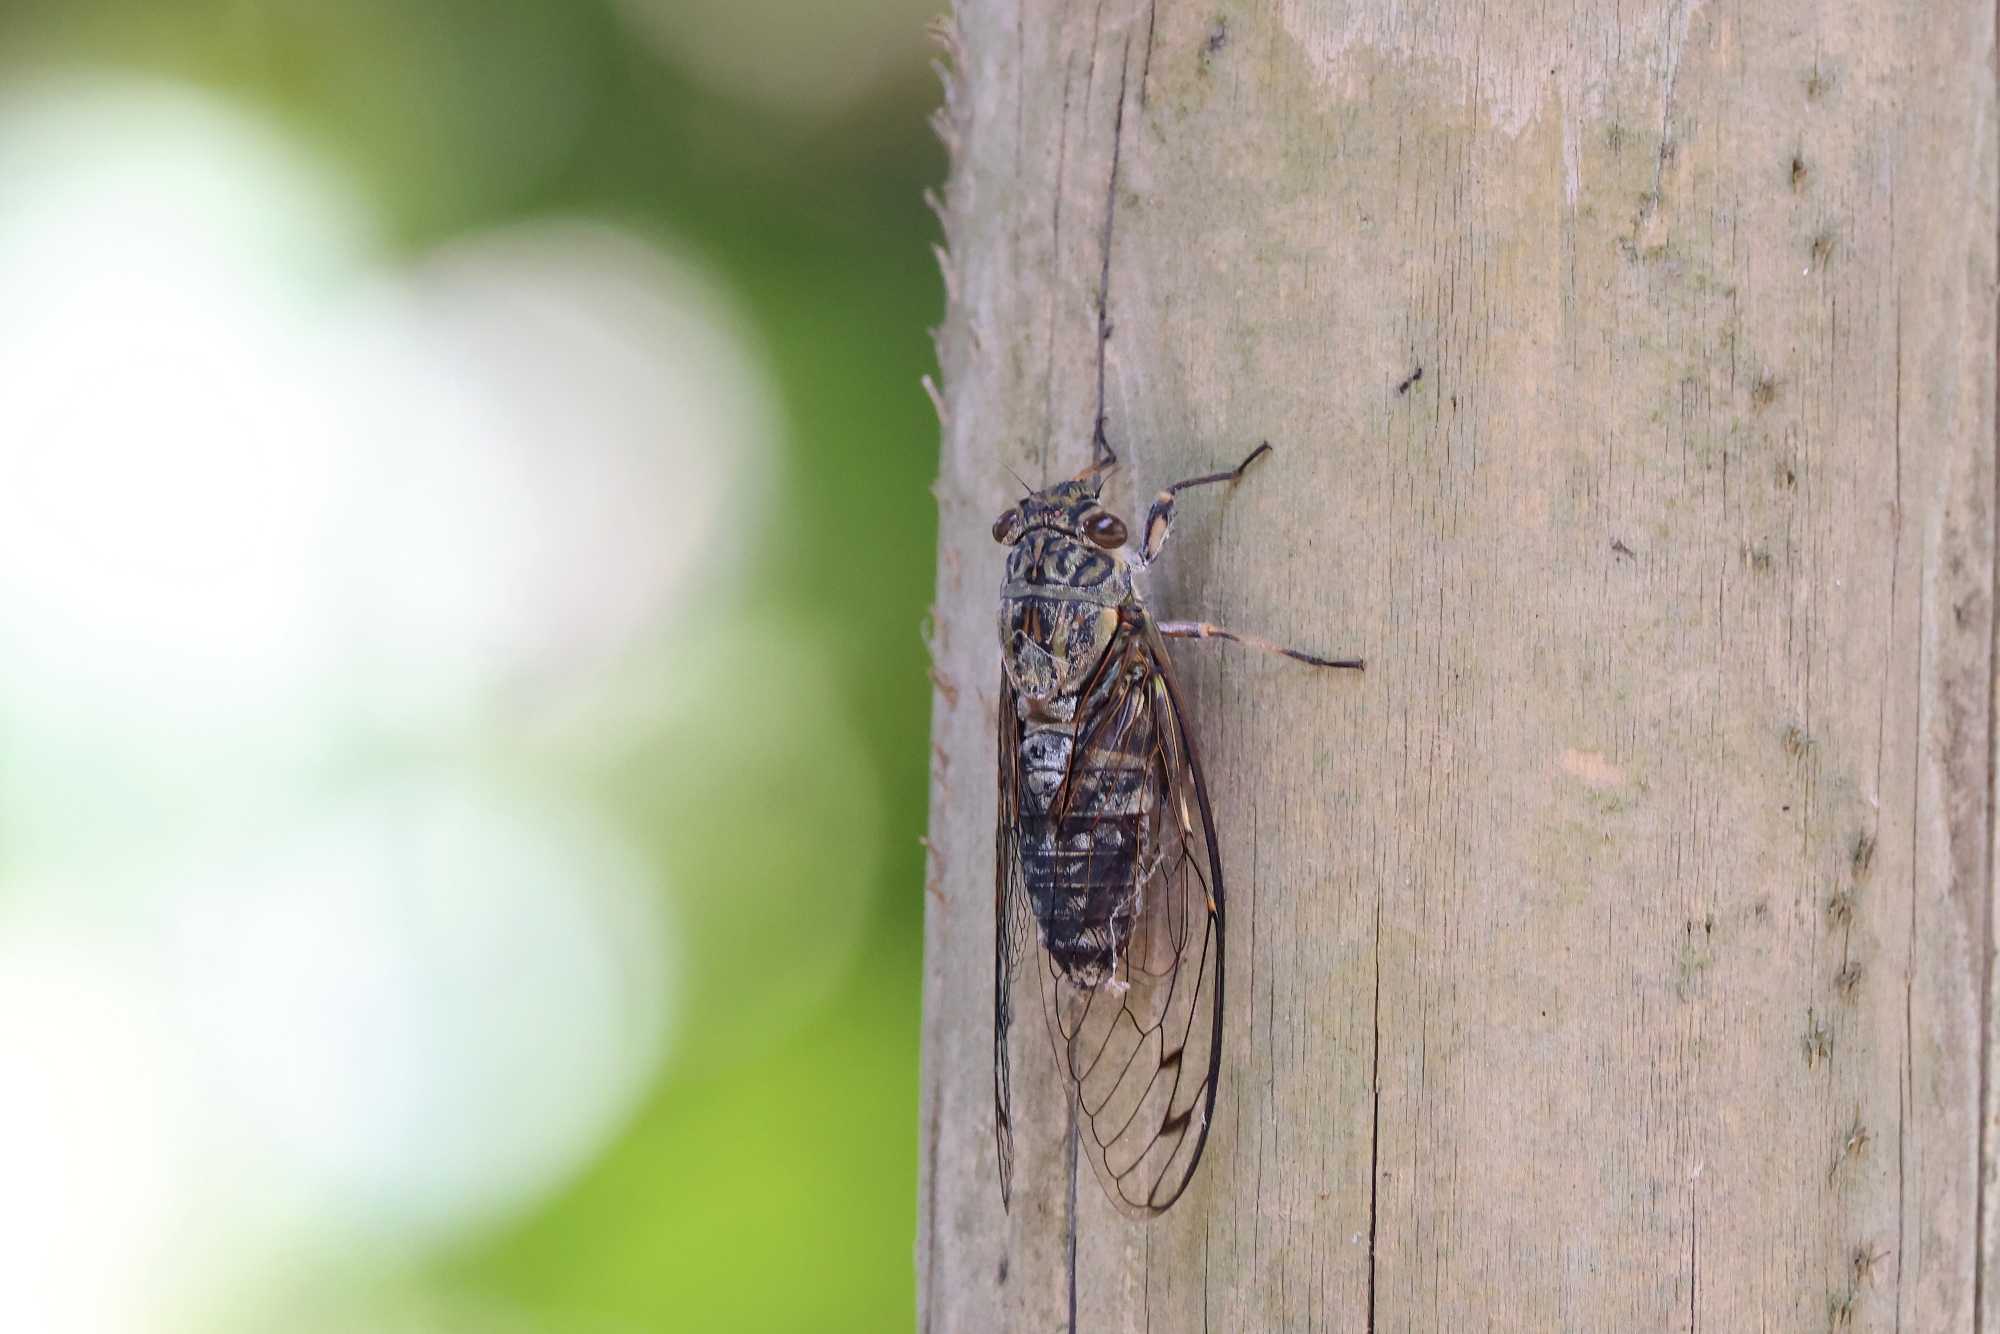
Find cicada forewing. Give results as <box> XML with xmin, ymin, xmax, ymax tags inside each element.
<box><xmin>995</xmin><ymin>612</ymin><xmax>1225</xmax><ymax>1217</ymax></box>
<box><xmin>993</xmin><ymin>677</ymin><xmax>1036</xmax><ymax>1210</ymax></box>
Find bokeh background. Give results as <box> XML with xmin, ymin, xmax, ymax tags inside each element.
<box><xmin>0</xmin><ymin>2</ymin><xmax>943</xmax><ymax>1330</ymax></box>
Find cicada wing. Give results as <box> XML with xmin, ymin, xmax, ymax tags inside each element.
<box><xmin>994</xmin><ymin>675</ymin><xmax>1036</xmax><ymax>1210</ymax></box>
<box><xmin>1033</xmin><ymin>615</ymin><xmax>1226</xmax><ymax>1217</ymax></box>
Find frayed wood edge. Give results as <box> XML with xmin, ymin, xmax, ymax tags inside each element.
<box><xmin>924</xmin><ymin>12</ymin><xmax>970</xmax><ymax>430</ymax></box>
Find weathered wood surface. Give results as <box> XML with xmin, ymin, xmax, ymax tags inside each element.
<box><xmin>917</xmin><ymin>2</ymin><xmax>1998</xmax><ymax>1329</ymax></box>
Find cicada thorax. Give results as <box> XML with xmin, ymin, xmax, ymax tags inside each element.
<box><xmin>998</xmin><ymin>527</ymin><xmax>1130</xmax><ymax>705</ymax></box>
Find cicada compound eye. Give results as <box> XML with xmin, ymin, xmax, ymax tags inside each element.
<box><xmin>992</xmin><ymin>508</ymin><xmax>1026</xmax><ymax>545</ymax></box>
<box><xmin>1082</xmin><ymin>510</ymin><xmax>1127</xmax><ymax>549</ymax></box>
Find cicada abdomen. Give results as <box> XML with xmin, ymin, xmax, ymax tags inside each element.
<box><xmin>1016</xmin><ymin>673</ymin><xmax>1151</xmax><ymax>986</ymax></box>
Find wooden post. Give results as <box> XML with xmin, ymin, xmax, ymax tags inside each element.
<box><xmin>917</xmin><ymin>2</ymin><xmax>1998</xmax><ymax>1328</ymax></box>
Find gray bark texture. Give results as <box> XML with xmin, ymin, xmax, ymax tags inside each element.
<box><xmin>916</xmin><ymin>2</ymin><xmax>2000</xmax><ymax>1329</ymax></box>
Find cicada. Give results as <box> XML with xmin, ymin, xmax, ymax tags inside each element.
<box><xmin>991</xmin><ymin>441</ymin><xmax>1362</xmax><ymax>1216</ymax></box>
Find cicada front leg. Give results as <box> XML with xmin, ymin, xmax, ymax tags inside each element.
<box><xmin>1132</xmin><ymin>441</ymin><xmax>1274</xmax><ymax>569</ymax></box>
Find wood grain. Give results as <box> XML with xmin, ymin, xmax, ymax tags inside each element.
<box><xmin>917</xmin><ymin>2</ymin><xmax>1998</xmax><ymax>1329</ymax></box>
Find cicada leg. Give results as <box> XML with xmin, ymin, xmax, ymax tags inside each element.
<box><xmin>1133</xmin><ymin>441</ymin><xmax>1273</xmax><ymax>568</ymax></box>
<box><xmin>1073</xmin><ymin>413</ymin><xmax>1119</xmax><ymax>485</ymax></box>
<box><xmin>1156</xmin><ymin>619</ymin><xmax>1363</xmax><ymax>670</ymax></box>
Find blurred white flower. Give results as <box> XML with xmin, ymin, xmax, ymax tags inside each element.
<box><xmin>169</xmin><ymin>779</ymin><xmax>672</xmax><ymax>1243</ymax></box>
<box><xmin>318</xmin><ymin>221</ymin><xmax>777</xmax><ymax>728</ymax></box>
<box><xmin>0</xmin><ymin>75</ymin><xmax>786</xmax><ymax>1333</ymax></box>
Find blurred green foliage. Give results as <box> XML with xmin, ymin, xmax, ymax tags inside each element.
<box><xmin>0</xmin><ymin>1</ymin><xmax>943</xmax><ymax>1328</ymax></box>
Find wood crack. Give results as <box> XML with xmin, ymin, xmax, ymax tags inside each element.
<box><xmin>1042</xmin><ymin>58</ymin><xmax>1077</xmax><ymax>477</ymax></box>
<box><xmin>1203</xmin><ymin>1215</ymin><xmax>1213</xmax><ymax>1333</ymax></box>
<box><xmin>1139</xmin><ymin>0</ymin><xmax>1157</xmax><ymax>108</ymax></box>
<box><xmin>1065</xmin><ymin>1102</ymin><xmax>1080</xmax><ymax>1334</ymax></box>
<box><xmin>1903</xmin><ymin>565</ymin><xmax>1926</xmax><ymax>1334</ymax></box>
<box><xmin>1688</xmin><ymin>1183</ymin><xmax>1697</xmax><ymax>1334</ymax></box>
<box><xmin>1889</xmin><ymin>174</ymin><xmax>1910</xmax><ymax>1334</ymax></box>
<box><xmin>1367</xmin><ymin>896</ymin><xmax>1383</xmax><ymax>1334</ymax></box>
<box><xmin>1143</xmin><ymin>1225</ymin><xmax>1152</xmax><ymax>1333</ymax></box>
<box><xmin>1093</xmin><ymin>36</ymin><xmax>1132</xmax><ymax>457</ymax></box>
<box><xmin>1977</xmin><ymin>43</ymin><xmax>2000</xmax><ymax>1320</ymax></box>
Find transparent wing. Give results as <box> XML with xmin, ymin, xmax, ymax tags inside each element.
<box><xmin>1036</xmin><ymin>613</ymin><xmax>1226</xmax><ymax>1217</ymax></box>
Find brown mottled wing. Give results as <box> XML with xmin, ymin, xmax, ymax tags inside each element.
<box><xmin>994</xmin><ymin>674</ymin><xmax>1035</xmax><ymax>1209</ymax></box>
<box><xmin>1037</xmin><ymin>612</ymin><xmax>1226</xmax><ymax>1216</ymax></box>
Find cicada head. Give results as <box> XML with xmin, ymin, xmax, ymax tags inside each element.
<box><xmin>990</xmin><ymin>478</ymin><xmax>1127</xmax><ymax>550</ymax></box>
